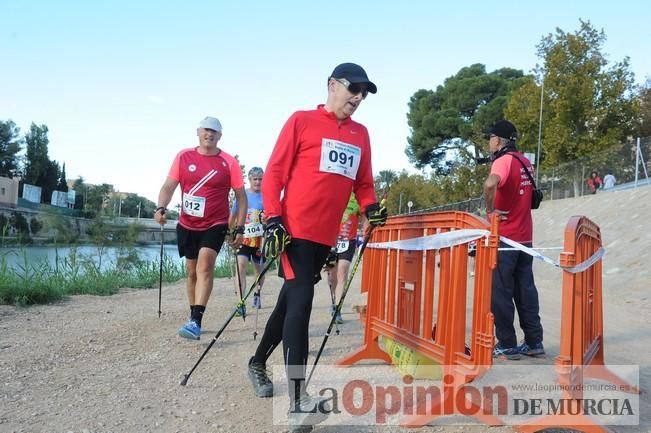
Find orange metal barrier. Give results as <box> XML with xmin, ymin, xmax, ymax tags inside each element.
<box><xmin>517</xmin><ymin>216</ymin><xmax>639</xmax><ymax>433</ymax></box>
<box><xmin>337</xmin><ymin>211</ymin><xmax>501</xmax><ymax>426</ymax></box>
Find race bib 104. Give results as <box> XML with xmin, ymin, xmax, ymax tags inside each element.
<box><xmin>182</xmin><ymin>193</ymin><xmax>206</xmax><ymax>218</ymax></box>
<box><xmin>319</xmin><ymin>139</ymin><xmax>361</xmax><ymax>180</ymax></box>
<box><xmin>244</xmin><ymin>222</ymin><xmax>263</xmax><ymax>238</ymax></box>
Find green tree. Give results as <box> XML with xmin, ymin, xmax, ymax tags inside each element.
<box><xmin>374</xmin><ymin>169</ymin><xmax>398</xmax><ymax>197</ymax></box>
<box><xmin>23</xmin><ymin>123</ymin><xmax>65</xmax><ymax>203</ymax></box>
<box><xmin>29</xmin><ymin>217</ymin><xmax>43</xmax><ymax>235</ymax></box>
<box><xmin>234</xmin><ymin>154</ymin><xmax>246</xmax><ymax>180</ymax></box>
<box><xmin>24</xmin><ymin>123</ymin><xmax>50</xmax><ymax>185</ymax></box>
<box><xmin>10</xmin><ymin>211</ymin><xmax>30</xmax><ymax>243</ymax></box>
<box><xmin>0</xmin><ymin>214</ymin><xmax>9</xmax><ymax>237</ymax></box>
<box><xmin>43</xmin><ymin>160</ymin><xmax>62</xmax><ymax>203</ymax></box>
<box><xmin>433</xmin><ymin>153</ymin><xmax>489</xmax><ymax>204</ymax></box>
<box><xmin>117</xmin><ymin>193</ymin><xmax>156</xmax><ymax>218</ymax></box>
<box><xmin>385</xmin><ymin>171</ymin><xmax>441</xmax><ymax>215</ymax></box>
<box><xmin>406</xmin><ymin>64</ymin><xmax>527</xmax><ymax>170</ymax></box>
<box><xmin>90</xmin><ymin>184</ymin><xmax>114</xmax><ymax>214</ymax></box>
<box><xmin>505</xmin><ymin>20</ymin><xmax>638</xmax><ymax>170</ymax></box>
<box><xmin>57</xmin><ymin>162</ymin><xmax>69</xmax><ymax>192</ymax></box>
<box><xmin>0</xmin><ymin>120</ymin><xmax>23</xmax><ymax>178</ymax></box>
<box><xmin>639</xmin><ymin>79</ymin><xmax>651</xmax><ymax>137</ymax></box>
<box><xmin>72</xmin><ymin>176</ymin><xmax>87</xmax><ymax>210</ymax></box>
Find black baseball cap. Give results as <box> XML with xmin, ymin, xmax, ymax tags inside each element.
<box><xmin>330</xmin><ymin>63</ymin><xmax>377</xmax><ymax>94</ymax></box>
<box><xmin>485</xmin><ymin>120</ymin><xmax>518</xmax><ymax>140</ymax></box>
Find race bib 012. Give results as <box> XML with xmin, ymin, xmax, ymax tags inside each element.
<box><xmin>182</xmin><ymin>193</ymin><xmax>206</xmax><ymax>218</ymax></box>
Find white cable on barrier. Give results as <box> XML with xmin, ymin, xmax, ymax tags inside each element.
<box><xmin>367</xmin><ymin>228</ymin><xmax>605</xmax><ymax>274</ymax></box>
<box><xmin>367</xmin><ymin>229</ymin><xmax>490</xmax><ymax>251</ymax></box>
<box><xmin>498</xmin><ymin>247</ymin><xmax>563</xmax><ymax>251</ymax></box>
<box><xmin>498</xmin><ymin>236</ymin><xmax>606</xmax><ymax>274</ymax></box>
<box><xmin>498</xmin><ymin>236</ymin><xmax>560</xmax><ymax>269</ymax></box>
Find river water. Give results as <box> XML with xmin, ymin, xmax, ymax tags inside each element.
<box><xmin>0</xmin><ymin>244</ymin><xmax>231</xmax><ymax>272</ymax></box>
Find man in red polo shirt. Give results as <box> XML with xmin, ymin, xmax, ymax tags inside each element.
<box><xmin>155</xmin><ymin>116</ymin><xmax>247</xmax><ymax>341</ymax></box>
<box><xmin>245</xmin><ymin>63</ymin><xmax>387</xmax><ymax>431</ymax></box>
<box><xmin>483</xmin><ymin>119</ymin><xmax>544</xmax><ymax>361</ymax></box>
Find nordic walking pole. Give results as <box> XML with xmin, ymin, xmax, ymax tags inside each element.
<box><xmin>253</xmin><ymin>274</ymin><xmax>261</xmax><ymax>340</ymax></box>
<box><xmin>306</xmin><ymin>227</ymin><xmax>376</xmax><ymax>387</ymax></box>
<box><xmin>229</xmin><ymin>247</ymin><xmax>245</xmax><ymax>321</ymax></box>
<box><xmin>158</xmin><ymin>212</ymin><xmax>166</xmax><ymax>318</ymax></box>
<box><xmin>234</xmin><ymin>248</ymin><xmax>246</xmax><ymax>323</ymax></box>
<box><xmin>180</xmin><ymin>257</ymin><xmax>276</xmax><ymax>386</ymax></box>
<box><xmin>253</xmin><ymin>298</ymin><xmax>259</xmax><ymax>340</ymax></box>
<box><xmin>328</xmin><ymin>277</ymin><xmax>340</xmax><ymax>336</ymax></box>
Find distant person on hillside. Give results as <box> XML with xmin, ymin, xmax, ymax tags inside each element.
<box><xmin>154</xmin><ymin>116</ymin><xmax>247</xmax><ymax>341</ymax></box>
<box><xmin>603</xmin><ymin>171</ymin><xmax>616</xmax><ymax>190</ymax></box>
<box><xmin>586</xmin><ymin>171</ymin><xmax>603</xmax><ymax>194</ymax></box>
<box><xmin>229</xmin><ymin>166</ymin><xmax>266</xmax><ymax>313</ymax></box>
<box><xmin>483</xmin><ymin>119</ymin><xmax>544</xmax><ymax>361</ymax></box>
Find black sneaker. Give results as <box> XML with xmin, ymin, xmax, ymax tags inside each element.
<box><xmin>518</xmin><ymin>342</ymin><xmax>545</xmax><ymax>356</ymax></box>
<box><xmin>247</xmin><ymin>357</ymin><xmax>273</xmax><ymax>397</ymax></box>
<box><xmin>288</xmin><ymin>392</ymin><xmax>330</xmax><ymax>432</ymax></box>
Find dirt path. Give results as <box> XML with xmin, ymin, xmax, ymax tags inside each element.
<box><xmin>1</xmin><ymin>187</ymin><xmax>650</xmax><ymax>433</ymax></box>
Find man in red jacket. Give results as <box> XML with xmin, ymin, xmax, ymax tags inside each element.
<box><xmin>246</xmin><ymin>63</ymin><xmax>387</xmax><ymax>431</ymax></box>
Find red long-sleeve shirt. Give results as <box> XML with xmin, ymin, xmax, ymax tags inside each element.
<box><xmin>263</xmin><ymin>105</ymin><xmax>376</xmax><ymax>246</ymax></box>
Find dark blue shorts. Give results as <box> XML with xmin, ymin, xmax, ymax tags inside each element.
<box><xmin>237</xmin><ymin>244</ymin><xmax>263</xmax><ymax>264</ymax></box>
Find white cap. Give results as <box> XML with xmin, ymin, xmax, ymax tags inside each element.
<box><xmin>198</xmin><ymin>116</ymin><xmax>222</xmax><ymax>132</ymax></box>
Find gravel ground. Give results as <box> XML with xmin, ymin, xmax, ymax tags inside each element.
<box><xmin>1</xmin><ymin>186</ymin><xmax>650</xmax><ymax>433</ymax></box>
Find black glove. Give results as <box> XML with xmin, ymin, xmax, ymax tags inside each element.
<box><xmin>261</xmin><ymin>216</ymin><xmax>290</xmax><ymax>260</ymax></box>
<box><xmin>365</xmin><ymin>202</ymin><xmax>388</xmax><ymax>227</ymax></box>
<box><xmin>324</xmin><ymin>249</ymin><xmax>337</xmax><ymax>269</ymax></box>
<box><xmin>230</xmin><ymin>225</ymin><xmax>244</xmax><ymax>243</ymax></box>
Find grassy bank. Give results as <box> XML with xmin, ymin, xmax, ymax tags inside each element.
<box><xmin>0</xmin><ymin>247</ymin><xmax>238</xmax><ymax>306</ymax></box>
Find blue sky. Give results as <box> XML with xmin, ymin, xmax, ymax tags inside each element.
<box><xmin>1</xmin><ymin>0</ymin><xmax>650</xmax><ymax>206</ymax></box>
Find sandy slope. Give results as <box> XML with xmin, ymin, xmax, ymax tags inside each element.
<box><xmin>0</xmin><ymin>186</ymin><xmax>649</xmax><ymax>433</ymax></box>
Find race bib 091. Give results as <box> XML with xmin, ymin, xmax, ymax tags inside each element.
<box><xmin>319</xmin><ymin>139</ymin><xmax>361</xmax><ymax>180</ymax></box>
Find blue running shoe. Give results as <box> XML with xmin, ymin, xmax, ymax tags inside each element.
<box><xmin>252</xmin><ymin>293</ymin><xmax>261</xmax><ymax>309</ymax></box>
<box><xmin>493</xmin><ymin>343</ymin><xmax>521</xmax><ymax>360</ymax></box>
<box><xmin>518</xmin><ymin>342</ymin><xmax>545</xmax><ymax>356</ymax></box>
<box><xmin>178</xmin><ymin>319</ymin><xmax>201</xmax><ymax>340</ymax></box>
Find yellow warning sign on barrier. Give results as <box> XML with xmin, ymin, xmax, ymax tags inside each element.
<box><xmin>381</xmin><ymin>336</ymin><xmax>442</xmax><ymax>380</ymax></box>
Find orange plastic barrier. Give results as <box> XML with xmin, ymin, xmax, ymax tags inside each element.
<box><xmin>337</xmin><ymin>211</ymin><xmax>502</xmax><ymax>426</ymax></box>
<box><xmin>517</xmin><ymin>216</ymin><xmax>639</xmax><ymax>433</ymax></box>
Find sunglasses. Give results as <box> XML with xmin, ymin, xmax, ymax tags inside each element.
<box><xmin>334</xmin><ymin>78</ymin><xmax>369</xmax><ymax>99</ymax></box>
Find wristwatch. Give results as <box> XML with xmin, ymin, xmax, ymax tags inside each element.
<box><xmin>233</xmin><ymin>225</ymin><xmax>245</xmax><ymax>235</ymax></box>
